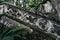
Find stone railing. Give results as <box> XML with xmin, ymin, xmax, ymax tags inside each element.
<box><xmin>0</xmin><ymin>2</ymin><xmax>60</xmax><ymax>39</ymax></box>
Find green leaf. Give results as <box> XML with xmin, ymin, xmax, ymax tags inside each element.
<box><xmin>0</xmin><ymin>25</ymin><xmax>28</xmax><ymax>40</ymax></box>
<box><xmin>3</xmin><ymin>25</ymin><xmax>27</xmax><ymax>37</ymax></box>
<box><xmin>29</xmin><ymin>2</ymin><xmax>35</xmax><ymax>7</ymax></box>
<box><xmin>1</xmin><ymin>36</ymin><xmax>13</xmax><ymax>40</ymax></box>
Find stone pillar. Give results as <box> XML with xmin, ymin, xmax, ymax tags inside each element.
<box><xmin>0</xmin><ymin>5</ymin><xmax>4</xmax><ymax>14</ymax></box>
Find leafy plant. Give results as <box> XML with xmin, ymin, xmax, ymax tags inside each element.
<box><xmin>0</xmin><ymin>24</ymin><xmax>29</xmax><ymax>40</ymax></box>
